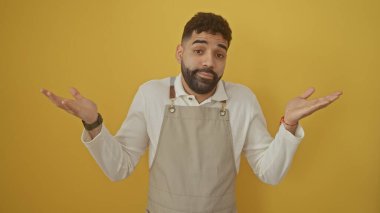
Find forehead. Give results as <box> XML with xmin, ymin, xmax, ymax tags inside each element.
<box><xmin>184</xmin><ymin>31</ymin><xmax>228</xmax><ymax>49</ymax></box>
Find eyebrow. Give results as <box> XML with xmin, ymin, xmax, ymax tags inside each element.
<box><xmin>192</xmin><ymin>40</ymin><xmax>228</xmax><ymax>51</ymax></box>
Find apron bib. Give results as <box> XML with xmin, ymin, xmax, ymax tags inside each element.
<box><xmin>147</xmin><ymin>77</ymin><xmax>237</xmax><ymax>213</ymax></box>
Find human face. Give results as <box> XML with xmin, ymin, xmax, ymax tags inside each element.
<box><xmin>176</xmin><ymin>31</ymin><xmax>228</xmax><ymax>94</ymax></box>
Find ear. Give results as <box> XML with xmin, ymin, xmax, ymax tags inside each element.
<box><xmin>175</xmin><ymin>44</ymin><xmax>183</xmax><ymax>64</ymax></box>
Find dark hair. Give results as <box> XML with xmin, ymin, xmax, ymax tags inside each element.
<box><xmin>182</xmin><ymin>12</ymin><xmax>232</xmax><ymax>47</ymax></box>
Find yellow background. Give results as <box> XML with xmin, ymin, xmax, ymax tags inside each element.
<box><xmin>1</xmin><ymin>0</ymin><xmax>379</xmax><ymax>212</ymax></box>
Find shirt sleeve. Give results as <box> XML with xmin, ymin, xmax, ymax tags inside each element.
<box><xmin>81</xmin><ymin>87</ymin><xmax>149</xmax><ymax>182</ymax></box>
<box><xmin>243</xmin><ymin>94</ymin><xmax>304</xmax><ymax>185</ymax></box>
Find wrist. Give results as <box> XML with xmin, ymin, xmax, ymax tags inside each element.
<box><xmin>280</xmin><ymin>116</ymin><xmax>298</xmax><ymax>126</ymax></box>
<box><xmin>280</xmin><ymin>116</ymin><xmax>298</xmax><ymax>135</ymax></box>
<box><xmin>84</xmin><ymin>112</ymin><xmax>99</xmax><ymax>124</ymax></box>
<box><xmin>82</xmin><ymin>113</ymin><xmax>103</xmax><ymax>131</ymax></box>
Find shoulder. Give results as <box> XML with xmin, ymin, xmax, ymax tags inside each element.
<box><xmin>223</xmin><ymin>81</ymin><xmax>259</xmax><ymax>104</ymax></box>
<box><xmin>139</xmin><ymin>77</ymin><xmax>170</xmax><ymax>90</ymax></box>
<box><xmin>137</xmin><ymin>77</ymin><xmax>171</xmax><ymax>101</ymax></box>
<box><xmin>223</xmin><ymin>81</ymin><xmax>263</xmax><ymax>119</ymax></box>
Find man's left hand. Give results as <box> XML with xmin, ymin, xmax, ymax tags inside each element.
<box><xmin>283</xmin><ymin>87</ymin><xmax>343</xmax><ymax>134</ymax></box>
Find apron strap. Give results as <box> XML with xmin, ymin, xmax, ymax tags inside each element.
<box><xmin>169</xmin><ymin>77</ymin><xmax>176</xmax><ymax>99</ymax></box>
<box><xmin>169</xmin><ymin>77</ymin><xmax>176</xmax><ymax>113</ymax></box>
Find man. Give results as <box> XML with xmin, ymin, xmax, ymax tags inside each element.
<box><xmin>41</xmin><ymin>12</ymin><xmax>342</xmax><ymax>213</ymax></box>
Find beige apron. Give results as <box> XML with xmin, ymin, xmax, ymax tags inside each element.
<box><xmin>147</xmin><ymin>77</ymin><xmax>237</xmax><ymax>213</ymax></box>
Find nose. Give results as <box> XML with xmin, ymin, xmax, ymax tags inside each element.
<box><xmin>201</xmin><ymin>51</ymin><xmax>215</xmax><ymax>69</ymax></box>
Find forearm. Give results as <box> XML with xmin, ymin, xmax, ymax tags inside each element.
<box><xmin>81</xmin><ymin>125</ymin><xmax>139</xmax><ymax>181</ymax></box>
<box><xmin>254</xmin><ymin>135</ymin><xmax>300</xmax><ymax>185</ymax></box>
<box><xmin>88</xmin><ymin>125</ymin><xmax>102</xmax><ymax>139</ymax></box>
<box><xmin>245</xmin><ymin>125</ymin><xmax>304</xmax><ymax>185</ymax></box>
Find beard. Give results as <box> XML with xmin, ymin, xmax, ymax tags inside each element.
<box><xmin>180</xmin><ymin>61</ymin><xmax>222</xmax><ymax>94</ymax></box>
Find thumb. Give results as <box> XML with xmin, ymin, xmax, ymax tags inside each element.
<box><xmin>300</xmin><ymin>87</ymin><xmax>315</xmax><ymax>99</ymax></box>
<box><xmin>69</xmin><ymin>87</ymin><xmax>83</xmax><ymax>100</ymax></box>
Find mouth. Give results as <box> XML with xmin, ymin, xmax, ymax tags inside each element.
<box><xmin>196</xmin><ymin>71</ymin><xmax>215</xmax><ymax>80</ymax></box>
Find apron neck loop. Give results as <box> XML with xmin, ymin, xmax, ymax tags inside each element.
<box><xmin>168</xmin><ymin>77</ymin><xmax>227</xmax><ymax>115</ymax></box>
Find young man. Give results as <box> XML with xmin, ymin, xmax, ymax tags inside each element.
<box><xmin>41</xmin><ymin>12</ymin><xmax>342</xmax><ymax>212</ymax></box>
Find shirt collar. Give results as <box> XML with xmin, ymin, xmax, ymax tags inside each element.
<box><xmin>174</xmin><ymin>73</ymin><xmax>228</xmax><ymax>102</ymax></box>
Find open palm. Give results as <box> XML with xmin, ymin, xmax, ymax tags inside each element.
<box><xmin>284</xmin><ymin>88</ymin><xmax>342</xmax><ymax>124</ymax></box>
<box><xmin>40</xmin><ymin>87</ymin><xmax>98</xmax><ymax>124</ymax></box>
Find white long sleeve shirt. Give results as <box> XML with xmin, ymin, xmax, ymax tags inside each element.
<box><xmin>81</xmin><ymin>74</ymin><xmax>304</xmax><ymax>184</ymax></box>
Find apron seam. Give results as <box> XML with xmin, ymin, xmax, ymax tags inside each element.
<box><xmin>149</xmin><ymin>105</ymin><xmax>170</xmax><ymax>172</ymax></box>
<box><xmin>149</xmin><ymin>196</ymin><xmax>236</xmax><ymax>213</ymax></box>
<box><xmin>150</xmin><ymin>184</ymin><xmax>235</xmax><ymax>198</ymax></box>
<box><xmin>148</xmin><ymin>198</ymin><xmax>188</xmax><ymax>212</ymax></box>
<box><xmin>224</xmin><ymin>116</ymin><xmax>238</xmax><ymax>175</ymax></box>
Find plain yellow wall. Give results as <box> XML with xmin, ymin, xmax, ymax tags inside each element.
<box><xmin>1</xmin><ymin>0</ymin><xmax>379</xmax><ymax>212</ymax></box>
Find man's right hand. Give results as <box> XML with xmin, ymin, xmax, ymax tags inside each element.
<box><xmin>40</xmin><ymin>87</ymin><xmax>98</xmax><ymax>124</ymax></box>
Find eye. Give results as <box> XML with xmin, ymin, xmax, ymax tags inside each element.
<box><xmin>216</xmin><ymin>53</ymin><xmax>225</xmax><ymax>59</ymax></box>
<box><xmin>194</xmin><ymin>49</ymin><xmax>203</xmax><ymax>55</ymax></box>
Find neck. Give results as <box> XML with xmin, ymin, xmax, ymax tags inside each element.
<box><xmin>181</xmin><ymin>77</ymin><xmax>217</xmax><ymax>103</ymax></box>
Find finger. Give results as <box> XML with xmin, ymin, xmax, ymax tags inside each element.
<box><xmin>41</xmin><ymin>89</ymin><xmax>66</xmax><ymax>108</ymax></box>
<box><xmin>321</xmin><ymin>91</ymin><xmax>343</xmax><ymax>103</ymax></box>
<box><xmin>308</xmin><ymin>94</ymin><xmax>340</xmax><ymax>113</ymax></box>
<box><xmin>61</xmin><ymin>101</ymin><xmax>75</xmax><ymax>114</ymax></box>
<box><xmin>70</xmin><ymin>87</ymin><xmax>83</xmax><ymax>100</ymax></box>
<box><xmin>62</xmin><ymin>99</ymin><xmax>81</xmax><ymax>115</ymax></box>
<box><xmin>300</xmin><ymin>87</ymin><xmax>315</xmax><ymax>99</ymax></box>
<box><xmin>326</xmin><ymin>94</ymin><xmax>341</xmax><ymax>102</ymax></box>
<box><xmin>303</xmin><ymin>101</ymin><xmax>328</xmax><ymax>116</ymax></box>
<box><xmin>40</xmin><ymin>88</ymin><xmax>47</xmax><ymax>95</ymax></box>
<box><xmin>40</xmin><ymin>88</ymin><xmax>53</xmax><ymax>98</ymax></box>
<box><xmin>331</xmin><ymin>91</ymin><xmax>343</xmax><ymax>97</ymax></box>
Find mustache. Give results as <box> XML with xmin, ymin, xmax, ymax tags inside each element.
<box><xmin>191</xmin><ymin>67</ymin><xmax>218</xmax><ymax>78</ymax></box>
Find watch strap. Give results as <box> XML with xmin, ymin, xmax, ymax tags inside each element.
<box><xmin>82</xmin><ymin>113</ymin><xmax>103</xmax><ymax>131</ymax></box>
